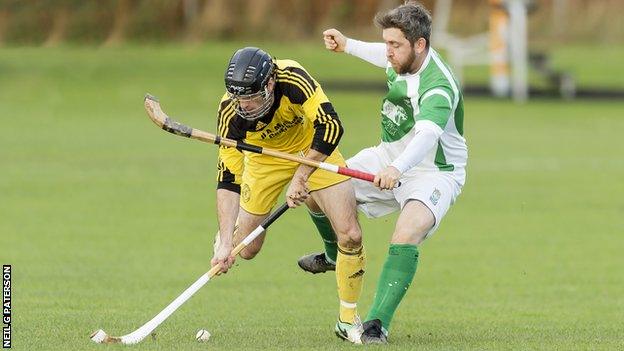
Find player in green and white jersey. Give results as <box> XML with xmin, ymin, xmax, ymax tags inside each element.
<box><xmin>298</xmin><ymin>1</ymin><xmax>467</xmax><ymax>344</ymax></box>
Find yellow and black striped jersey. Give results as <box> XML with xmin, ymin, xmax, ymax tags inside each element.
<box><xmin>216</xmin><ymin>59</ymin><xmax>343</xmax><ymax>193</ymax></box>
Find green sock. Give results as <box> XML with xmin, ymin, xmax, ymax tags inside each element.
<box><xmin>308</xmin><ymin>211</ymin><xmax>337</xmax><ymax>263</ymax></box>
<box><xmin>365</xmin><ymin>244</ymin><xmax>419</xmax><ymax>331</ymax></box>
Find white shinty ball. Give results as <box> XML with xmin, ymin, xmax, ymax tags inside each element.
<box><xmin>196</xmin><ymin>329</ymin><xmax>211</xmax><ymax>342</ymax></box>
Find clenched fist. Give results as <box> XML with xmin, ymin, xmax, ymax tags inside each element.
<box><xmin>322</xmin><ymin>28</ymin><xmax>347</xmax><ymax>52</ymax></box>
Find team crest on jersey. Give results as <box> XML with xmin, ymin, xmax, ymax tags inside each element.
<box><xmin>381</xmin><ymin>100</ymin><xmax>408</xmax><ymax>126</ymax></box>
<box><xmin>255</xmin><ymin>121</ymin><xmax>267</xmax><ymax>130</ymax></box>
<box><xmin>241</xmin><ymin>183</ymin><xmax>251</xmax><ymax>203</ymax></box>
<box><xmin>430</xmin><ymin>188</ymin><xmax>441</xmax><ymax>206</ymax></box>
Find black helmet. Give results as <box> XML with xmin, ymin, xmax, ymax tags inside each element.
<box><xmin>224</xmin><ymin>47</ymin><xmax>275</xmax><ymax>120</ymax></box>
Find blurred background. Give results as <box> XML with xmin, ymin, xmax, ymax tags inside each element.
<box><xmin>2</xmin><ymin>0</ymin><xmax>623</xmax><ymax>98</ymax></box>
<box><xmin>1</xmin><ymin>1</ymin><xmax>623</xmax><ymax>350</ymax></box>
<box><xmin>2</xmin><ymin>0</ymin><xmax>623</xmax><ymax>44</ymax></box>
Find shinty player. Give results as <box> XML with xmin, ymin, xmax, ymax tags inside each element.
<box><xmin>210</xmin><ymin>47</ymin><xmax>366</xmax><ymax>342</ymax></box>
<box><xmin>299</xmin><ymin>1</ymin><xmax>468</xmax><ymax>344</ymax></box>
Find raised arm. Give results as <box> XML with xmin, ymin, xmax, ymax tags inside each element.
<box><xmin>323</xmin><ymin>28</ymin><xmax>387</xmax><ymax>68</ymax></box>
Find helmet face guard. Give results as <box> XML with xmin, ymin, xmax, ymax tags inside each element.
<box><xmin>224</xmin><ymin>47</ymin><xmax>275</xmax><ymax>121</ymax></box>
<box><xmin>227</xmin><ymin>84</ymin><xmax>274</xmax><ymax>121</ymax></box>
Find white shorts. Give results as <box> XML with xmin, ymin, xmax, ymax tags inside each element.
<box><xmin>347</xmin><ymin>146</ymin><xmax>463</xmax><ymax>237</ymax></box>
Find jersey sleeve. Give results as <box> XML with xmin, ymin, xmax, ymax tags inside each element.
<box><xmin>390</xmin><ymin>121</ymin><xmax>442</xmax><ymax>174</ymax></box>
<box><xmin>416</xmin><ymin>87</ymin><xmax>455</xmax><ymax>129</ymax></box>
<box><xmin>345</xmin><ymin>39</ymin><xmax>388</xmax><ymax>68</ymax></box>
<box><xmin>215</xmin><ymin>95</ymin><xmax>244</xmax><ymax>193</ymax></box>
<box><xmin>276</xmin><ymin>65</ymin><xmax>344</xmax><ymax>155</ymax></box>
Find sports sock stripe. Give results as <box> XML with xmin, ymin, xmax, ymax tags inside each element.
<box><xmin>338</xmin><ymin>245</ymin><xmax>363</xmax><ymax>256</ymax></box>
<box><xmin>340</xmin><ymin>300</ymin><xmax>357</xmax><ymax>309</ymax></box>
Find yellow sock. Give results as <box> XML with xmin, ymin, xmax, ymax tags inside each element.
<box><xmin>336</xmin><ymin>244</ymin><xmax>366</xmax><ymax>324</ymax></box>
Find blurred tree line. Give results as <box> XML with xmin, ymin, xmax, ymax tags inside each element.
<box><xmin>0</xmin><ymin>0</ymin><xmax>622</xmax><ymax>46</ymax></box>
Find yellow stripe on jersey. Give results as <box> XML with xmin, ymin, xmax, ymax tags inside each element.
<box><xmin>222</xmin><ymin>103</ymin><xmax>236</xmax><ymax>137</ymax></box>
<box><xmin>330</xmin><ymin>119</ymin><xmax>339</xmax><ymax>144</ymax></box>
<box><xmin>217</xmin><ymin>102</ymin><xmax>228</xmax><ymax>134</ymax></box>
<box><xmin>316</xmin><ymin>107</ymin><xmax>341</xmax><ymax>145</ymax></box>
<box><xmin>276</xmin><ymin>68</ymin><xmax>315</xmax><ymax>91</ymax></box>
<box><xmin>321</xmin><ymin>115</ymin><xmax>334</xmax><ymax>143</ymax></box>
<box><xmin>328</xmin><ymin>119</ymin><xmax>337</xmax><ymax>144</ymax></box>
<box><xmin>216</xmin><ymin>98</ymin><xmax>241</xmax><ymax>186</ymax></box>
<box><xmin>276</xmin><ymin>76</ymin><xmax>313</xmax><ymax>99</ymax></box>
<box><xmin>316</xmin><ymin>112</ymin><xmax>329</xmax><ymax>143</ymax></box>
<box><xmin>277</xmin><ymin>77</ymin><xmax>313</xmax><ymax>100</ymax></box>
<box><xmin>285</xmin><ymin>71</ymin><xmax>315</xmax><ymax>97</ymax></box>
<box><xmin>219</xmin><ymin>102</ymin><xmax>236</xmax><ymax>137</ymax></box>
<box><xmin>276</xmin><ymin>70</ymin><xmax>315</xmax><ymax>98</ymax></box>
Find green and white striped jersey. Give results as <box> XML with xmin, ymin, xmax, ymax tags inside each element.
<box><xmin>380</xmin><ymin>48</ymin><xmax>467</xmax><ymax>184</ymax></box>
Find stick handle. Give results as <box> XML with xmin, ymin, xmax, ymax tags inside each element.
<box><xmin>337</xmin><ymin>166</ymin><xmax>376</xmax><ymax>182</ymax></box>
<box><xmin>114</xmin><ymin>203</ymin><xmax>290</xmax><ymax>344</ymax></box>
<box><xmin>144</xmin><ymin>94</ymin><xmax>399</xmax><ymax>186</ymax></box>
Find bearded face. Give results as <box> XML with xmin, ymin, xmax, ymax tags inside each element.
<box><xmin>382</xmin><ymin>28</ymin><xmax>426</xmax><ymax>75</ymax></box>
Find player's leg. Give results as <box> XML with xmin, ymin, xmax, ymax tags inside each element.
<box><xmin>362</xmin><ymin>174</ymin><xmax>459</xmax><ymax>344</ymax></box>
<box><xmin>297</xmin><ymin>197</ymin><xmax>338</xmax><ymax>273</ymax></box>
<box><xmin>230</xmin><ymin>154</ymin><xmax>293</xmax><ymax>259</ymax></box>
<box><xmin>211</xmin><ymin>207</ymin><xmax>270</xmax><ymax>262</ymax></box>
<box><xmin>361</xmin><ymin>200</ymin><xmax>432</xmax><ymax>344</ymax></box>
<box><xmin>299</xmin><ymin>146</ymin><xmax>388</xmax><ymax>275</ymax></box>
<box><xmin>232</xmin><ymin>208</ymin><xmax>269</xmax><ymax>259</ymax></box>
<box><xmin>312</xmin><ymin>179</ymin><xmax>365</xmax><ymax>343</ymax></box>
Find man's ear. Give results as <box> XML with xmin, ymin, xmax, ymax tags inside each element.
<box><xmin>267</xmin><ymin>76</ymin><xmax>276</xmax><ymax>92</ymax></box>
<box><xmin>416</xmin><ymin>38</ymin><xmax>427</xmax><ymax>54</ymax></box>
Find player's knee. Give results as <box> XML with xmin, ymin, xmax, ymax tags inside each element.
<box><xmin>336</xmin><ymin>223</ymin><xmax>362</xmax><ymax>248</ymax></box>
<box><xmin>239</xmin><ymin>241</ymin><xmax>263</xmax><ymax>260</ymax></box>
<box><xmin>393</xmin><ymin>218</ymin><xmax>433</xmax><ymax>244</ymax></box>
<box><xmin>239</xmin><ymin>246</ymin><xmax>260</xmax><ymax>260</ymax></box>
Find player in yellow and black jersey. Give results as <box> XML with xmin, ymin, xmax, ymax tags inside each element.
<box><xmin>211</xmin><ymin>47</ymin><xmax>366</xmax><ymax>342</ymax></box>
<box><xmin>216</xmin><ymin>58</ymin><xmax>345</xmax><ymax>200</ymax></box>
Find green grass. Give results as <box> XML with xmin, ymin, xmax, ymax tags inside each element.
<box><xmin>2</xmin><ymin>44</ymin><xmax>624</xmax><ymax>350</ymax></box>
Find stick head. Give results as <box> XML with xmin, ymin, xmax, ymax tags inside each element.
<box><xmin>90</xmin><ymin>329</ymin><xmax>121</xmax><ymax>344</ymax></box>
<box><xmin>144</xmin><ymin>94</ymin><xmax>166</xmax><ymax>128</ymax></box>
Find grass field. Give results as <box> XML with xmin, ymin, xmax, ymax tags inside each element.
<box><xmin>2</xmin><ymin>44</ymin><xmax>623</xmax><ymax>350</ymax></box>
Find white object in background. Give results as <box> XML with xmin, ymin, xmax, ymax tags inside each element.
<box><xmin>507</xmin><ymin>0</ymin><xmax>529</xmax><ymax>102</ymax></box>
